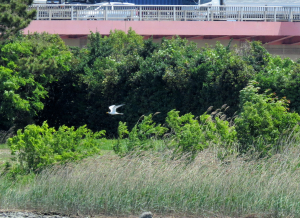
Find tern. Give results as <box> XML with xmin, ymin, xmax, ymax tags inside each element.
<box><xmin>107</xmin><ymin>104</ymin><xmax>124</xmax><ymax>115</ymax></box>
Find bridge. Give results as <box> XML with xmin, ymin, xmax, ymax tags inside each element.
<box><xmin>24</xmin><ymin>5</ymin><xmax>300</xmax><ymax>59</ymax></box>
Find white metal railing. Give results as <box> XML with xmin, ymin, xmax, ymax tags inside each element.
<box><xmin>29</xmin><ymin>4</ymin><xmax>300</xmax><ymax>22</ymax></box>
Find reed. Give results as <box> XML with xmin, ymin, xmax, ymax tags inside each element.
<box><xmin>1</xmin><ymin>141</ymin><xmax>300</xmax><ymax>217</ymax></box>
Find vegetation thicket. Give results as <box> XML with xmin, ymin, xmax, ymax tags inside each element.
<box><xmin>1</xmin><ymin>29</ymin><xmax>300</xmax><ymax>162</ymax></box>
<box><xmin>1</xmin><ymin>29</ymin><xmax>300</xmax><ymax>137</ymax></box>
<box><xmin>1</xmin><ymin>6</ymin><xmax>300</xmax><ymax>215</ymax></box>
<box><xmin>2</xmin><ymin>142</ymin><xmax>300</xmax><ymax>217</ymax></box>
<box><xmin>7</xmin><ymin>121</ymin><xmax>105</xmax><ymax>174</ymax></box>
<box><xmin>0</xmin><ymin>0</ymin><xmax>36</xmax><ymax>39</ymax></box>
<box><xmin>0</xmin><ymin>33</ymin><xmax>72</xmax><ymax>132</ymax></box>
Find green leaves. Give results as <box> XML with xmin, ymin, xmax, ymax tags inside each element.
<box><xmin>114</xmin><ymin>109</ymin><xmax>236</xmax><ymax>158</ymax></box>
<box><xmin>166</xmin><ymin>109</ymin><xmax>236</xmax><ymax>157</ymax></box>
<box><xmin>1</xmin><ymin>33</ymin><xmax>72</xmax><ymax>77</ymax></box>
<box><xmin>3</xmin><ymin>29</ymin><xmax>300</xmax><ymax>162</ymax></box>
<box><xmin>0</xmin><ymin>33</ymin><xmax>72</xmax><ymax>130</ymax></box>
<box><xmin>0</xmin><ymin>0</ymin><xmax>36</xmax><ymax>39</ymax></box>
<box><xmin>8</xmin><ymin>121</ymin><xmax>105</xmax><ymax>172</ymax></box>
<box><xmin>113</xmin><ymin>114</ymin><xmax>168</xmax><ymax>155</ymax></box>
<box><xmin>235</xmin><ymin>81</ymin><xmax>300</xmax><ymax>155</ymax></box>
<box><xmin>0</xmin><ymin>66</ymin><xmax>32</xmax><ymax>129</ymax></box>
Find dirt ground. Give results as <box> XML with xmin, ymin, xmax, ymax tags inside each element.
<box><xmin>0</xmin><ymin>210</ymin><xmax>277</xmax><ymax>218</ymax></box>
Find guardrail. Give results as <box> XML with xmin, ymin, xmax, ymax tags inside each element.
<box><xmin>29</xmin><ymin>5</ymin><xmax>300</xmax><ymax>22</ymax></box>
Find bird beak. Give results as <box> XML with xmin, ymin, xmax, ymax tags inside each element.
<box><xmin>106</xmin><ymin>112</ymin><xmax>108</xmax><ymax>114</ymax></box>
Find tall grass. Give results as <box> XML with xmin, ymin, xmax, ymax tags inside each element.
<box><xmin>1</xmin><ymin>141</ymin><xmax>300</xmax><ymax>217</ymax></box>
<box><xmin>0</xmin><ymin>126</ymin><xmax>15</xmax><ymax>145</ymax></box>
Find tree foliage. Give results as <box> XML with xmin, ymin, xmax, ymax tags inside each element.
<box><xmin>166</xmin><ymin>109</ymin><xmax>236</xmax><ymax>157</ymax></box>
<box><xmin>2</xmin><ymin>30</ymin><xmax>300</xmax><ymax>154</ymax></box>
<box><xmin>8</xmin><ymin>121</ymin><xmax>105</xmax><ymax>173</ymax></box>
<box><xmin>0</xmin><ymin>33</ymin><xmax>72</xmax><ymax>130</ymax></box>
<box><xmin>0</xmin><ymin>0</ymin><xmax>36</xmax><ymax>39</ymax></box>
<box><xmin>26</xmin><ymin>31</ymin><xmax>300</xmax><ymax>139</ymax></box>
<box><xmin>113</xmin><ymin>114</ymin><xmax>168</xmax><ymax>155</ymax></box>
<box><xmin>73</xmin><ymin>35</ymin><xmax>256</xmax><ymax>135</ymax></box>
<box><xmin>235</xmin><ymin>81</ymin><xmax>300</xmax><ymax>155</ymax></box>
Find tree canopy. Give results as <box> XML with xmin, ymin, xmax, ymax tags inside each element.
<box><xmin>0</xmin><ymin>33</ymin><xmax>72</xmax><ymax>130</ymax></box>
<box><xmin>1</xmin><ymin>30</ymin><xmax>300</xmax><ymax>138</ymax></box>
<box><xmin>0</xmin><ymin>0</ymin><xmax>36</xmax><ymax>39</ymax></box>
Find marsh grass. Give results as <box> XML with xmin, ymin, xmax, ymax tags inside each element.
<box><xmin>0</xmin><ymin>150</ymin><xmax>12</xmax><ymax>166</ymax></box>
<box><xmin>102</xmin><ymin>138</ymin><xmax>166</xmax><ymax>150</ymax></box>
<box><xmin>0</xmin><ymin>143</ymin><xmax>12</xmax><ymax>168</ymax></box>
<box><xmin>0</xmin><ymin>144</ymin><xmax>8</xmax><ymax>149</ymax></box>
<box><xmin>1</xmin><ymin>139</ymin><xmax>300</xmax><ymax>218</ymax></box>
<box><xmin>97</xmin><ymin>138</ymin><xmax>115</xmax><ymax>150</ymax></box>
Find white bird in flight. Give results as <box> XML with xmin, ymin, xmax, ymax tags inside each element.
<box><xmin>107</xmin><ymin>104</ymin><xmax>124</xmax><ymax>115</ymax></box>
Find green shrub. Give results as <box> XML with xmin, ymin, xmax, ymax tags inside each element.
<box><xmin>7</xmin><ymin>121</ymin><xmax>105</xmax><ymax>172</ymax></box>
<box><xmin>166</xmin><ymin>109</ymin><xmax>237</xmax><ymax>157</ymax></box>
<box><xmin>113</xmin><ymin>121</ymin><xmax>129</xmax><ymax>155</ymax></box>
<box><xmin>238</xmin><ymin>41</ymin><xmax>271</xmax><ymax>72</ymax></box>
<box><xmin>42</xmin><ymin>34</ymin><xmax>258</xmax><ymax>136</ymax></box>
<box><xmin>114</xmin><ymin>110</ymin><xmax>237</xmax><ymax>157</ymax></box>
<box><xmin>113</xmin><ymin>114</ymin><xmax>168</xmax><ymax>155</ymax></box>
<box><xmin>0</xmin><ymin>33</ymin><xmax>72</xmax><ymax>131</ymax></box>
<box><xmin>235</xmin><ymin>81</ymin><xmax>300</xmax><ymax>155</ymax></box>
<box><xmin>254</xmin><ymin>57</ymin><xmax>300</xmax><ymax>114</ymax></box>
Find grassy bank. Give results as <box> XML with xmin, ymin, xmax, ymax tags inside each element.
<box><xmin>1</xmin><ymin>140</ymin><xmax>300</xmax><ymax>217</ymax></box>
<box><xmin>0</xmin><ymin>144</ymin><xmax>11</xmax><ymax>167</ymax></box>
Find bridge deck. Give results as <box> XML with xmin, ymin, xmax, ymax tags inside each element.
<box><xmin>24</xmin><ymin>20</ymin><xmax>300</xmax><ymax>45</ymax></box>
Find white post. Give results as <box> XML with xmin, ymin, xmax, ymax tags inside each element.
<box><xmin>289</xmin><ymin>8</ymin><xmax>293</xmax><ymax>22</ymax></box>
<box><xmin>173</xmin><ymin>6</ymin><xmax>176</xmax><ymax>21</ymax></box>
<box><xmin>241</xmin><ymin>7</ymin><xmax>244</xmax><ymax>21</ymax></box>
<box><xmin>139</xmin><ymin>6</ymin><xmax>142</xmax><ymax>21</ymax></box>
<box><xmin>77</xmin><ymin>7</ymin><xmax>78</xmax><ymax>20</ymax></box>
<box><xmin>71</xmin><ymin>6</ymin><xmax>73</xmax><ymax>20</ymax></box>
<box><xmin>207</xmin><ymin>7</ymin><xmax>210</xmax><ymax>21</ymax></box>
<box><xmin>36</xmin><ymin>6</ymin><xmax>39</xmax><ymax>20</ymax></box>
<box><xmin>274</xmin><ymin>7</ymin><xmax>277</xmax><ymax>22</ymax></box>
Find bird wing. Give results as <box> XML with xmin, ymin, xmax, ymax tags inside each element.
<box><xmin>114</xmin><ymin>104</ymin><xmax>124</xmax><ymax>110</ymax></box>
<box><xmin>109</xmin><ymin>105</ymin><xmax>116</xmax><ymax>112</ymax></box>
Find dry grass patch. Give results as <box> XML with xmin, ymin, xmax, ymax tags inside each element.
<box><xmin>0</xmin><ymin>147</ymin><xmax>12</xmax><ymax>167</ymax></box>
<box><xmin>1</xmin><ymin>144</ymin><xmax>300</xmax><ymax>217</ymax></box>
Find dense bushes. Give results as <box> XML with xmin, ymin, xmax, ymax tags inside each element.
<box><xmin>235</xmin><ymin>81</ymin><xmax>300</xmax><ymax>155</ymax></box>
<box><xmin>166</xmin><ymin>109</ymin><xmax>236</xmax><ymax>156</ymax></box>
<box><xmin>2</xmin><ymin>30</ymin><xmax>300</xmax><ymax>137</ymax></box>
<box><xmin>28</xmin><ymin>32</ymin><xmax>266</xmax><ymax>135</ymax></box>
<box><xmin>113</xmin><ymin>109</ymin><xmax>236</xmax><ymax>156</ymax></box>
<box><xmin>113</xmin><ymin>81</ymin><xmax>300</xmax><ymax>158</ymax></box>
<box><xmin>254</xmin><ymin>56</ymin><xmax>300</xmax><ymax>113</ymax></box>
<box><xmin>113</xmin><ymin>114</ymin><xmax>168</xmax><ymax>155</ymax></box>
<box><xmin>1</xmin><ymin>30</ymin><xmax>300</xmax><ymax>161</ymax></box>
<box><xmin>7</xmin><ymin>121</ymin><xmax>105</xmax><ymax>173</ymax></box>
<box><xmin>0</xmin><ymin>33</ymin><xmax>72</xmax><ymax>131</ymax></box>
